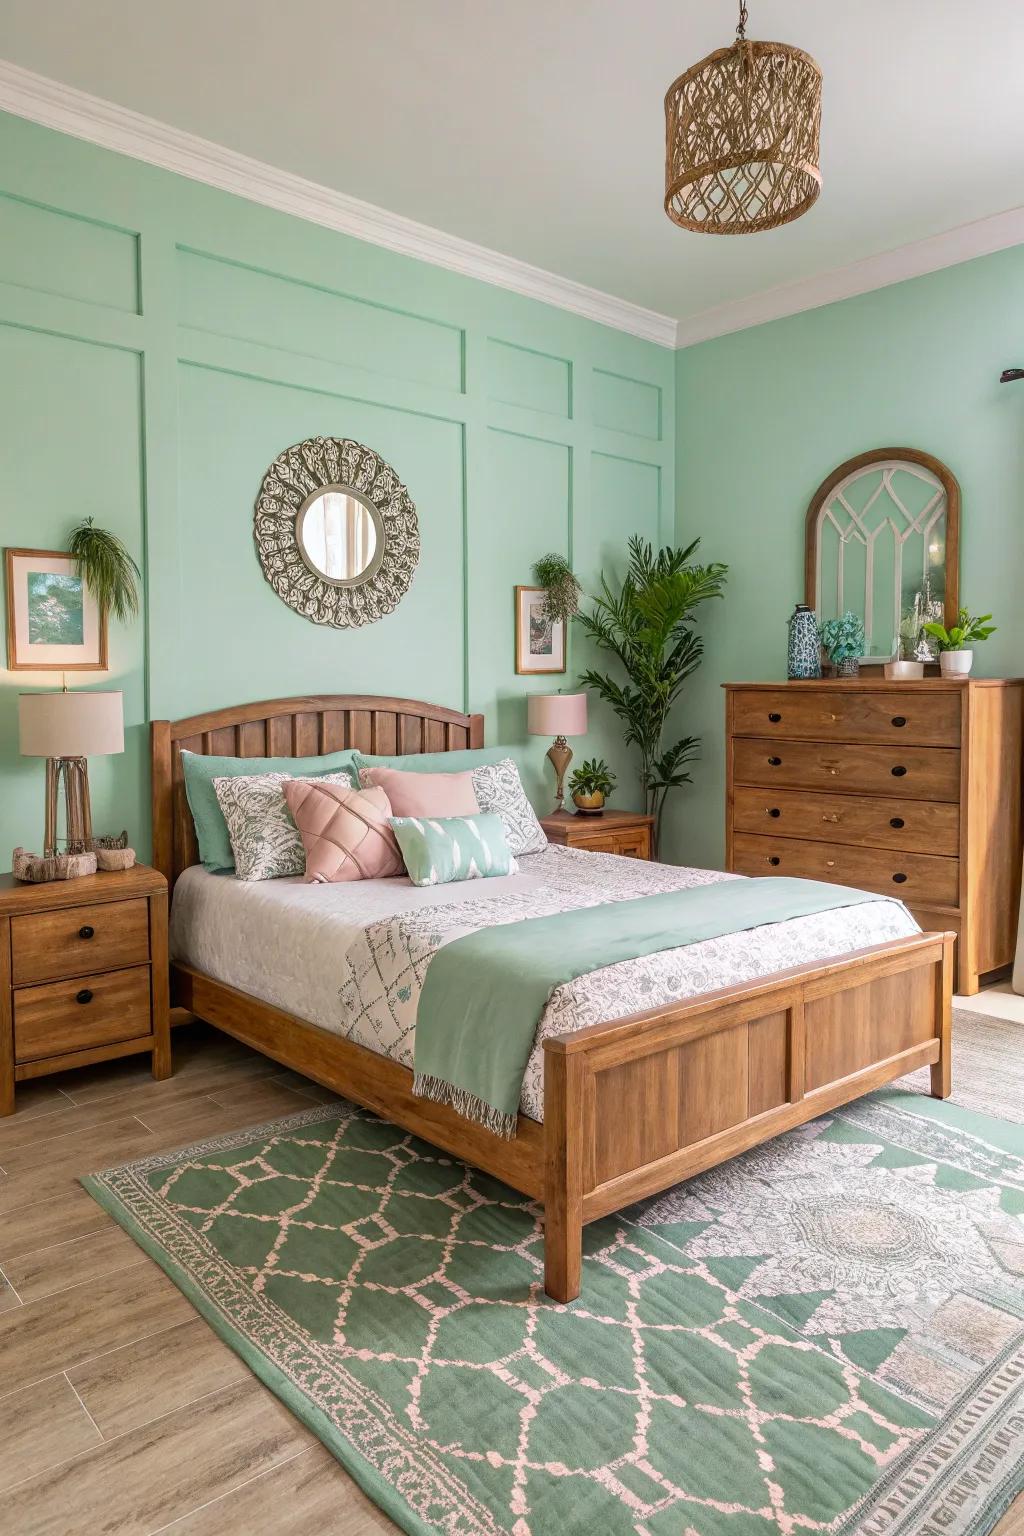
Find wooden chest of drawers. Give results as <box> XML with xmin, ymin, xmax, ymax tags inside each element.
<box><xmin>725</xmin><ymin>680</ymin><xmax>1024</xmax><ymax>994</ymax></box>
<box><xmin>0</xmin><ymin>864</ymin><xmax>170</xmax><ymax>1115</ymax></box>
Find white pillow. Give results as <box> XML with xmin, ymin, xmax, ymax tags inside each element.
<box><xmin>471</xmin><ymin>758</ymin><xmax>548</xmax><ymax>856</ymax></box>
<box><xmin>213</xmin><ymin>772</ymin><xmax>353</xmax><ymax>881</ymax></box>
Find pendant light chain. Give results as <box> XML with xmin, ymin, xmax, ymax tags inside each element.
<box><xmin>736</xmin><ymin>2</ymin><xmax>748</xmax><ymax>42</ymax></box>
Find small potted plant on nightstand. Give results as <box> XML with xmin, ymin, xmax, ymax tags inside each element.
<box><xmin>568</xmin><ymin>758</ymin><xmax>617</xmax><ymax>816</ymax></box>
<box><xmin>922</xmin><ymin>608</ymin><xmax>997</xmax><ymax>676</ymax></box>
<box><xmin>819</xmin><ymin>611</ymin><xmax>866</xmax><ymax>677</ymax></box>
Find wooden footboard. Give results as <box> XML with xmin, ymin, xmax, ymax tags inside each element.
<box><xmin>542</xmin><ymin>930</ymin><xmax>953</xmax><ymax>1302</ymax></box>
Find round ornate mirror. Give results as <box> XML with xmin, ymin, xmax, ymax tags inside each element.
<box><xmin>295</xmin><ymin>488</ymin><xmax>384</xmax><ymax>586</ymax></box>
<box><xmin>254</xmin><ymin>437</ymin><xmax>419</xmax><ymax>628</ymax></box>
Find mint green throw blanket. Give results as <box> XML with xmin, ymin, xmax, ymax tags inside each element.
<box><xmin>412</xmin><ymin>876</ymin><xmax>896</xmax><ymax>1136</ymax></box>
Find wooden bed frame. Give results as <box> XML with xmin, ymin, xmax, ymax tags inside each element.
<box><xmin>152</xmin><ymin>692</ymin><xmax>954</xmax><ymax>1303</ymax></box>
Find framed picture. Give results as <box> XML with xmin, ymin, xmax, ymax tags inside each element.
<box><xmin>514</xmin><ymin>585</ymin><xmax>566</xmax><ymax>675</ymax></box>
<box><xmin>5</xmin><ymin>548</ymin><xmax>107</xmax><ymax>671</ymax></box>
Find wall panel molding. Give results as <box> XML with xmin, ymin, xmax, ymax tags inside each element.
<box><xmin>0</xmin><ymin>59</ymin><xmax>677</xmax><ymax>348</ymax></box>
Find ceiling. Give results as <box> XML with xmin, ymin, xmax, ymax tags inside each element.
<box><xmin>3</xmin><ymin>0</ymin><xmax>1023</xmax><ymax>341</ymax></box>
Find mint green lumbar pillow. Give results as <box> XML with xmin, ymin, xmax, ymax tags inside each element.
<box><xmin>353</xmin><ymin>746</ymin><xmax>510</xmax><ymax>777</ymax></box>
<box><xmin>181</xmin><ymin>748</ymin><xmax>358</xmax><ymax>872</ymax></box>
<box><xmin>391</xmin><ymin>813</ymin><xmax>518</xmax><ymax>887</ymax></box>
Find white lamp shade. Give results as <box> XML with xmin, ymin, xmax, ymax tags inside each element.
<box><xmin>19</xmin><ymin>691</ymin><xmax>124</xmax><ymax>758</ymax></box>
<box><xmin>527</xmin><ymin>692</ymin><xmax>588</xmax><ymax>737</ymax></box>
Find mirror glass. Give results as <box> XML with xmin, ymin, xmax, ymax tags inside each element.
<box><xmin>297</xmin><ymin>489</ymin><xmax>380</xmax><ymax>584</ymax></box>
<box><xmin>813</xmin><ymin>460</ymin><xmax>951</xmax><ymax>661</ymax></box>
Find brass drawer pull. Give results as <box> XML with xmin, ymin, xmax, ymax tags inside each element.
<box><xmin>768</xmin><ymin>756</ymin><xmax>782</xmax><ymax>767</ymax></box>
<box><xmin>79</xmin><ymin>924</ymin><xmax>95</xmax><ymax>940</ymax></box>
<box><xmin>890</xmin><ymin>816</ymin><xmax>905</xmax><ymax>828</ymax></box>
<box><xmin>76</xmin><ymin>988</ymin><xmax>93</xmax><ymax>1005</ymax></box>
<box><xmin>891</xmin><ymin>716</ymin><xmax>907</xmax><ymax>728</ymax></box>
<box><xmin>891</xmin><ymin>765</ymin><xmax>907</xmax><ymax>777</ymax></box>
<box><xmin>822</xmin><ymin>813</ymin><xmax>840</xmax><ymax>823</ymax></box>
<box><xmin>892</xmin><ymin>872</ymin><xmax>908</xmax><ymax>884</ymax></box>
<box><xmin>766</xmin><ymin>807</ymin><xmax>781</xmax><ymax>818</ymax></box>
<box><xmin>767</xmin><ymin>855</ymin><xmax>781</xmax><ymax>866</ymax></box>
<box><xmin>768</xmin><ymin>711</ymin><xmax>782</xmax><ymax>722</ymax></box>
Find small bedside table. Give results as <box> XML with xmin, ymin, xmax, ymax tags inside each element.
<box><xmin>540</xmin><ymin>809</ymin><xmax>655</xmax><ymax>860</ymax></box>
<box><xmin>0</xmin><ymin>863</ymin><xmax>170</xmax><ymax>1116</ymax></box>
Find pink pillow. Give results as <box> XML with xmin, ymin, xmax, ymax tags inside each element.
<box><xmin>358</xmin><ymin>765</ymin><xmax>480</xmax><ymax>818</ymax></box>
<box><xmin>282</xmin><ymin>781</ymin><xmax>403</xmax><ymax>883</ymax></box>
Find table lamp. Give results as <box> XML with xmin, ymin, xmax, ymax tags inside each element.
<box><xmin>527</xmin><ymin>692</ymin><xmax>588</xmax><ymax>812</ymax></box>
<box><xmin>19</xmin><ymin>690</ymin><xmax>124</xmax><ymax>857</ymax></box>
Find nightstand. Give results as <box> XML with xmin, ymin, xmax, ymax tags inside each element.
<box><xmin>0</xmin><ymin>864</ymin><xmax>170</xmax><ymax>1116</ymax></box>
<box><xmin>540</xmin><ymin>809</ymin><xmax>655</xmax><ymax>860</ymax></box>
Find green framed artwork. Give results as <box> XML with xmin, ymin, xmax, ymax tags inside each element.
<box><xmin>5</xmin><ymin>547</ymin><xmax>107</xmax><ymax>671</ymax></box>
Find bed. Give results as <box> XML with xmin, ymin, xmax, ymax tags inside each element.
<box><xmin>152</xmin><ymin>692</ymin><xmax>954</xmax><ymax>1302</ymax></box>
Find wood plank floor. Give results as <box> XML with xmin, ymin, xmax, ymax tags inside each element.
<box><xmin>0</xmin><ymin>1017</ymin><xmax>1019</xmax><ymax>1535</ymax></box>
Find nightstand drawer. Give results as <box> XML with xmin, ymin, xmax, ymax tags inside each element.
<box><xmin>14</xmin><ymin>965</ymin><xmax>153</xmax><ymax>1063</ymax></box>
<box><xmin>11</xmin><ymin>897</ymin><xmax>150</xmax><ymax>985</ymax></box>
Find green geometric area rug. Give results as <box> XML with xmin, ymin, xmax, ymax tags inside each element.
<box><xmin>83</xmin><ymin>1093</ymin><xmax>1024</xmax><ymax>1536</ymax></box>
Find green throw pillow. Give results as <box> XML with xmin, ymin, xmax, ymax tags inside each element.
<box><xmin>353</xmin><ymin>746</ymin><xmax>510</xmax><ymax>777</ymax></box>
<box><xmin>391</xmin><ymin>813</ymin><xmax>517</xmax><ymax>887</ymax></box>
<box><xmin>181</xmin><ymin>748</ymin><xmax>359</xmax><ymax>872</ymax></box>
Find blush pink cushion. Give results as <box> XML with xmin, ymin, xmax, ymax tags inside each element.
<box><xmin>358</xmin><ymin>765</ymin><xmax>480</xmax><ymax>818</ymax></box>
<box><xmin>282</xmin><ymin>781</ymin><xmax>403</xmax><ymax>883</ymax></box>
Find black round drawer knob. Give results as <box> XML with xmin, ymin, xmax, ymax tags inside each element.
<box><xmin>891</xmin><ymin>716</ymin><xmax>907</xmax><ymax>728</ymax></box>
<box><xmin>766</xmin><ymin>807</ymin><xmax>781</xmax><ymax>818</ymax></box>
<box><xmin>767</xmin><ymin>855</ymin><xmax>781</xmax><ymax>866</ymax></box>
<box><xmin>889</xmin><ymin>816</ymin><xmax>905</xmax><ymax>829</ymax></box>
<box><xmin>892</xmin><ymin>872</ymin><xmax>908</xmax><ymax>884</ymax></box>
<box><xmin>768</xmin><ymin>712</ymin><xmax>782</xmax><ymax>723</ymax></box>
<box><xmin>76</xmin><ymin>988</ymin><xmax>93</xmax><ymax>1005</ymax></box>
<box><xmin>768</xmin><ymin>756</ymin><xmax>782</xmax><ymax>767</ymax></box>
<box><xmin>79</xmin><ymin>924</ymin><xmax>95</xmax><ymax>940</ymax></box>
<box><xmin>891</xmin><ymin>765</ymin><xmax>907</xmax><ymax>777</ymax></box>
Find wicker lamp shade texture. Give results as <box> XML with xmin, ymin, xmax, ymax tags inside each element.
<box><xmin>665</xmin><ymin>38</ymin><xmax>822</xmax><ymax>235</ymax></box>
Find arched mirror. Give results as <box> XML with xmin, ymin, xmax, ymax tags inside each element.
<box><xmin>254</xmin><ymin>437</ymin><xmax>419</xmax><ymax>628</ymax></box>
<box><xmin>805</xmin><ymin>447</ymin><xmax>960</xmax><ymax>663</ymax></box>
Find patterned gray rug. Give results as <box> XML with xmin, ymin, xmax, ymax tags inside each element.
<box><xmin>900</xmin><ymin>1006</ymin><xmax>1024</xmax><ymax>1122</ymax></box>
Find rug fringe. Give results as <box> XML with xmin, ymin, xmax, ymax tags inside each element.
<box><xmin>412</xmin><ymin>1073</ymin><xmax>517</xmax><ymax>1140</ymax></box>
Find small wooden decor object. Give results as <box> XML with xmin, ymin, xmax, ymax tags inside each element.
<box><xmin>0</xmin><ymin>862</ymin><xmax>170</xmax><ymax>1115</ymax></box>
<box><xmin>13</xmin><ymin>846</ymin><xmax>97</xmax><ymax>883</ymax></box>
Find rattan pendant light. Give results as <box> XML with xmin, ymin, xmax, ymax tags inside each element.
<box><xmin>664</xmin><ymin>1</ymin><xmax>822</xmax><ymax>235</ymax></box>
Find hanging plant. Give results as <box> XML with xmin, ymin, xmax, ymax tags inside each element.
<box><xmin>532</xmin><ymin>553</ymin><xmax>583</xmax><ymax>627</ymax></box>
<box><xmin>68</xmin><ymin>518</ymin><xmax>141</xmax><ymax>622</ymax></box>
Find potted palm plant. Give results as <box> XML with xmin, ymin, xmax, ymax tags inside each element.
<box><xmin>577</xmin><ymin>536</ymin><xmax>727</xmax><ymax>855</ymax></box>
<box><xmin>568</xmin><ymin>758</ymin><xmax>616</xmax><ymax>815</ymax></box>
<box><xmin>922</xmin><ymin>609</ymin><xmax>997</xmax><ymax>676</ymax></box>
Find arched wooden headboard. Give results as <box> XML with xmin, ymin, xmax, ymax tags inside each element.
<box><xmin>151</xmin><ymin>693</ymin><xmax>484</xmax><ymax>891</ymax></box>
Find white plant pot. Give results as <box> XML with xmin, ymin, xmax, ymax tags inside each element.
<box><xmin>939</xmin><ymin>649</ymin><xmax>973</xmax><ymax>677</ymax></box>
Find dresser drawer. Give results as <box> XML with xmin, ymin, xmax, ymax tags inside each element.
<box><xmin>730</xmin><ymin>688</ymin><xmax>961</xmax><ymax>746</ymax></box>
<box><xmin>732</xmin><ymin>833</ymin><xmax>960</xmax><ymax>906</ymax></box>
<box><xmin>733</xmin><ymin>738</ymin><xmax>961</xmax><ymax>802</ymax></box>
<box><xmin>732</xmin><ymin>786</ymin><xmax>960</xmax><ymax>856</ymax></box>
<box><xmin>10</xmin><ymin>897</ymin><xmax>150</xmax><ymax>986</ymax></box>
<box><xmin>14</xmin><ymin>965</ymin><xmax>153</xmax><ymax>1064</ymax></box>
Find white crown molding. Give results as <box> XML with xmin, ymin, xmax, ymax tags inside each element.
<box><xmin>676</xmin><ymin>204</ymin><xmax>1024</xmax><ymax>349</ymax></box>
<box><xmin>0</xmin><ymin>58</ymin><xmax>678</xmax><ymax>349</ymax></box>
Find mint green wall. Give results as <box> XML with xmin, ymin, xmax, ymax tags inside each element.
<box><xmin>0</xmin><ymin>112</ymin><xmax>674</xmax><ymax>861</ymax></box>
<box><xmin>672</xmin><ymin>244</ymin><xmax>1024</xmax><ymax>870</ymax></box>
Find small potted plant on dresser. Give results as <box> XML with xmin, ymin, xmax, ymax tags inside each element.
<box><xmin>922</xmin><ymin>608</ymin><xmax>997</xmax><ymax>676</ymax></box>
<box><xmin>568</xmin><ymin>758</ymin><xmax>617</xmax><ymax>815</ymax></box>
<box><xmin>818</xmin><ymin>611</ymin><xmax>866</xmax><ymax>677</ymax></box>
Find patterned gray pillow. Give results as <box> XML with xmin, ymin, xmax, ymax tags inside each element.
<box><xmin>471</xmin><ymin>758</ymin><xmax>548</xmax><ymax>856</ymax></box>
<box><xmin>213</xmin><ymin>772</ymin><xmax>353</xmax><ymax>881</ymax></box>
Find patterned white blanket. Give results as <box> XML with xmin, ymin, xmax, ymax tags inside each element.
<box><xmin>335</xmin><ymin>846</ymin><xmax>919</xmax><ymax>1122</ymax></box>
